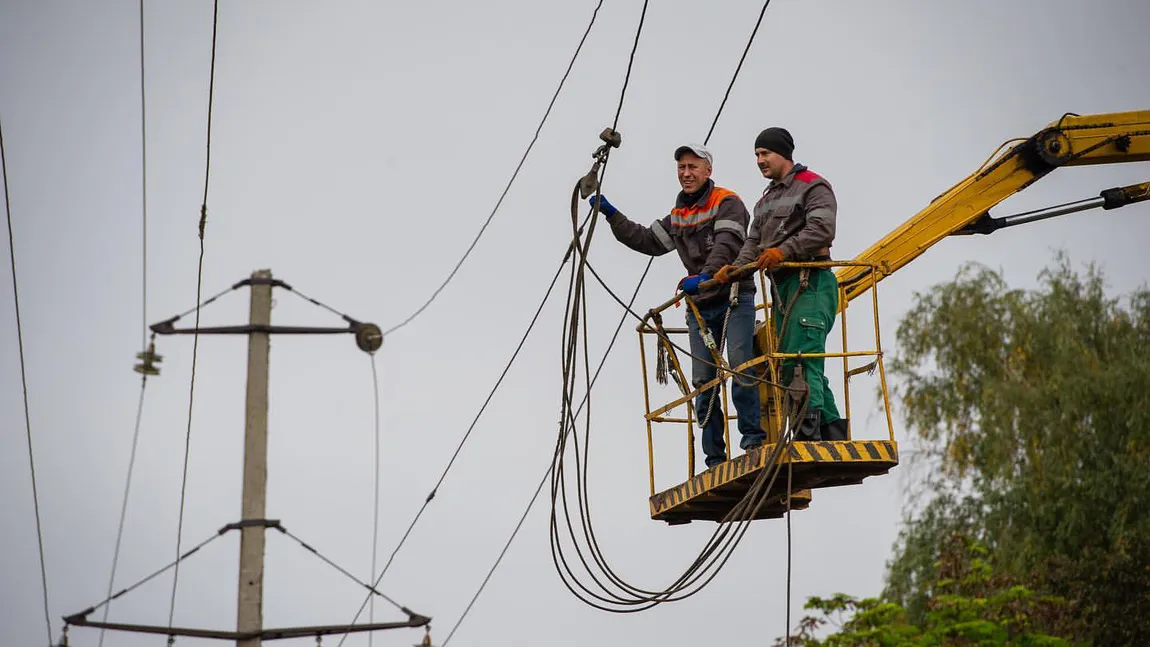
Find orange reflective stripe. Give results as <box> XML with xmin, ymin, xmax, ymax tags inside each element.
<box><xmin>669</xmin><ymin>186</ymin><xmax>737</xmax><ymax>227</ymax></box>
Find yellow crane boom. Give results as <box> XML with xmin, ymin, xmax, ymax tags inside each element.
<box><xmin>835</xmin><ymin>110</ymin><xmax>1150</xmax><ymax>304</ymax></box>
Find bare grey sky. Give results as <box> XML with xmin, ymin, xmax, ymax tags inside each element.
<box><xmin>3</xmin><ymin>1</ymin><xmax>1149</xmax><ymax>645</ymax></box>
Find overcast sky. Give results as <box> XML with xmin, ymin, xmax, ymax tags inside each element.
<box><xmin>3</xmin><ymin>1</ymin><xmax>1149</xmax><ymax>645</ymax></box>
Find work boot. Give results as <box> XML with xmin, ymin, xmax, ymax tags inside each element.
<box><xmin>794</xmin><ymin>411</ymin><xmax>822</xmax><ymax>442</ymax></box>
<box><xmin>820</xmin><ymin>418</ymin><xmax>849</xmax><ymax>441</ymax></box>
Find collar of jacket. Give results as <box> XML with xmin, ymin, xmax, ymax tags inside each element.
<box><xmin>675</xmin><ymin>178</ymin><xmax>715</xmax><ymax>208</ymax></box>
<box><xmin>768</xmin><ymin>162</ymin><xmax>807</xmax><ymax>190</ymax></box>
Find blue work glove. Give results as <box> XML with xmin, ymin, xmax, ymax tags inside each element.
<box><xmin>678</xmin><ymin>273</ymin><xmax>710</xmax><ymax>295</ymax></box>
<box><xmin>587</xmin><ymin>194</ymin><xmax>618</xmax><ymax>218</ymax></box>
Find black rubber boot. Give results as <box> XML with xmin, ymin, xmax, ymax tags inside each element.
<box><xmin>794</xmin><ymin>411</ymin><xmax>822</xmax><ymax>442</ymax></box>
<box><xmin>820</xmin><ymin>418</ymin><xmax>849</xmax><ymax>441</ymax></box>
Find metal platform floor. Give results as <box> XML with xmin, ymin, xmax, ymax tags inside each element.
<box><xmin>649</xmin><ymin>440</ymin><xmax>899</xmax><ymax>524</ymax></box>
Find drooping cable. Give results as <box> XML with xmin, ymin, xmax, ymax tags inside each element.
<box><xmin>543</xmin><ymin>0</ymin><xmax>808</xmax><ymax>613</ymax></box>
<box><xmin>168</xmin><ymin>0</ymin><xmax>220</xmax><ymax>630</ymax></box>
<box><xmin>379</xmin><ymin>0</ymin><xmax>607</xmax><ymax>339</ymax></box>
<box><xmin>550</xmin><ymin>215</ymin><xmax>767</xmax><ymax>612</ymax></box>
<box><xmin>2</xmin><ymin>107</ymin><xmax>55</xmax><ymax>647</ymax></box>
<box><xmin>98</xmin><ymin>4</ymin><xmax>151</xmax><ymax>643</ymax></box>
<box><xmin>443</xmin><ymin>0</ymin><xmax>784</xmax><ymax>632</ymax></box>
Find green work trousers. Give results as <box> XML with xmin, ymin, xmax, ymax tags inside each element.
<box><xmin>772</xmin><ymin>268</ymin><xmax>842</xmax><ymax>423</ymax></box>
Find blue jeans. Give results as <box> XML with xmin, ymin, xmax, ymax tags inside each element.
<box><xmin>686</xmin><ymin>291</ymin><xmax>765</xmax><ymax>467</ymax></box>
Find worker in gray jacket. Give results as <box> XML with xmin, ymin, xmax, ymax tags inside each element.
<box><xmin>589</xmin><ymin>144</ymin><xmax>765</xmax><ymax>468</ymax></box>
<box><xmin>715</xmin><ymin>127</ymin><xmax>846</xmax><ymax>442</ymax></box>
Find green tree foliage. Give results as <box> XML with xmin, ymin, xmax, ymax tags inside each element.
<box><xmin>773</xmin><ymin>535</ymin><xmax>1075</xmax><ymax>646</ymax></box>
<box><xmin>882</xmin><ymin>254</ymin><xmax>1150</xmax><ymax>645</ymax></box>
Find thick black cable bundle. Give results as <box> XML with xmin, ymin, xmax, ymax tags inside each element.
<box><xmin>548</xmin><ymin>167</ymin><xmax>805</xmax><ymax>611</ymax></box>
<box><xmin>539</xmin><ymin>0</ymin><xmax>793</xmax><ymax>614</ymax></box>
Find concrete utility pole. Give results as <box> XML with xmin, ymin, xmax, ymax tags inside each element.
<box><xmin>58</xmin><ymin>268</ymin><xmax>420</xmax><ymax>645</ymax></box>
<box><xmin>237</xmin><ymin>269</ymin><xmax>272</xmax><ymax>647</ymax></box>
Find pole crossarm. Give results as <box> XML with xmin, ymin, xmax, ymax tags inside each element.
<box><xmin>60</xmin><ymin>514</ymin><xmax>431</xmax><ymax>642</ymax></box>
<box><xmin>145</xmin><ymin>271</ymin><xmax>383</xmax><ymax>353</ymax></box>
<box><xmin>150</xmin><ymin>321</ymin><xmax>360</xmax><ymax>336</ymax></box>
<box><xmin>61</xmin><ymin>615</ymin><xmax>431</xmax><ymax>641</ymax></box>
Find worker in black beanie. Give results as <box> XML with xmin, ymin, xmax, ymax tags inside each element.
<box><xmin>714</xmin><ymin>126</ymin><xmax>848</xmax><ymax>443</ymax></box>
<box><xmin>754</xmin><ymin>126</ymin><xmax>794</xmax><ymax>160</ymax></box>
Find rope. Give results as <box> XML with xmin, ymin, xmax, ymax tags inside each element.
<box><xmin>97</xmin><ymin>376</ymin><xmax>149</xmax><ymax>647</ymax></box>
<box><xmin>379</xmin><ymin>0</ymin><xmax>607</xmax><ymax>339</ymax></box>
<box><xmin>2</xmin><ymin>107</ymin><xmax>55</xmax><ymax>647</ymax></box>
<box><xmin>168</xmin><ymin>0</ymin><xmax>220</xmax><ymax>630</ymax></box>
<box><xmin>581</xmin><ymin>260</ymin><xmax>798</xmax><ymax>392</ymax></box>
<box><xmin>685</xmin><ymin>288</ymin><xmax>737</xmax><ymax>435</ymax></box>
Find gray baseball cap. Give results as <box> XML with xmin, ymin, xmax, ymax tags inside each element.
<box><xmin>673</xmin><ymin>143</ymin><xmax>713</xmax><ymax>165</ymax></box>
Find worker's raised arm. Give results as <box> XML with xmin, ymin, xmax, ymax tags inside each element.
<box><xmin>588</xmin><ymin>194</ymin><xmax>676</xmax><ymax>257</ymax></box>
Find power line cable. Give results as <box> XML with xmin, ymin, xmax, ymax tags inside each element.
<box><xmin>704</xmin><ymin>0</ymin><xmax>772</xmax><ymax>144</ymax></box>
<box><xmin>441</xmin><ymin>0</ymin><xmax>782</xmax><ymax>634</ymax></box>
<box><xmin>549</xmin><ymin>225</ymin><xmax>807</xmax><ymax>610</ymax></box>
<box><xmin>442</xmin><ymin>259</ymin><xmax>653</xmax><ymax>646</ymax></box>
<box><xmin>785</xmin><ymin>460</ymin><xmax>793</xmax><ymax>647</ymax></box>
<box><xmin>610</xmin><ymin>0</ymin><xmax>648</xmax><ymax>130</ymax></box>
<box><xmin>337</xmin><ymin>6</ymin><xmax>619</xmax><ymax>638</ymax></box>
<box><xmin>98</xmin><ymin>377</ymin><xmax>149</xmax><ymax>647</ymax></box>
<box><xmin>335</xmin><ymin>233</ymin><xmax>578</xmax><ymax>647</ymax></box>
<box><xmin>2</xmin><ymin>105</ymin><xmax>55</xmax><ymax>647</ymax></box>
<box><xmin>379</xmin><ymin>0</ymin><xmax>607</xmax><ymax>339</ymax></box>
<box><xmin>99</xmin><ymin>4</ymin><xmax>151</xmax><ymax>642</ymax></box>
<box><xmin>139</xmin><ymin>0</ymin><xmax>149</xmax><ymax>352</ymax></box>
<box><xmin>168</xmin><ymin>0</ymin><xmax>221</xmax><ymax>630</ymax></box>
<box><xmin>368</xmin><ymin>353</ymin><xmax>382</xmax><ymax>647</ymax></box>
<box><xmin>542</xmin><ymin>0</ymin><xmax>789</xmax><ymax>615</ymax></box>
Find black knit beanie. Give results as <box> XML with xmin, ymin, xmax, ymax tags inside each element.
<box><xmin>754</xmin><ymin>127</ymin><xmax>794</xmax><ymax>160</ymax></box>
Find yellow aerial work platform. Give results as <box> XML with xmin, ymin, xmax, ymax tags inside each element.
<box><xmin>630</xmin><ymin>110</ymin><xmax>1150</xmax><ymax>525</ymax></box>
<box><xmin>636</xmin><ymin>261</ymin><xmax>898</xmax><ymax>525</ymax></box>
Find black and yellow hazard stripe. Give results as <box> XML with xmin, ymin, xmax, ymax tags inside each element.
<box><xmin>649</xmin><ymin>440</ymin><xmax>899</xmax><ymax>518</ymax></box>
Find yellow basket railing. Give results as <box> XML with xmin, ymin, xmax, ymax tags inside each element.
<box><xmin>635</xmin><ymin>260</ymin><xmax>896</xmax><ymax>496</ymax></box>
